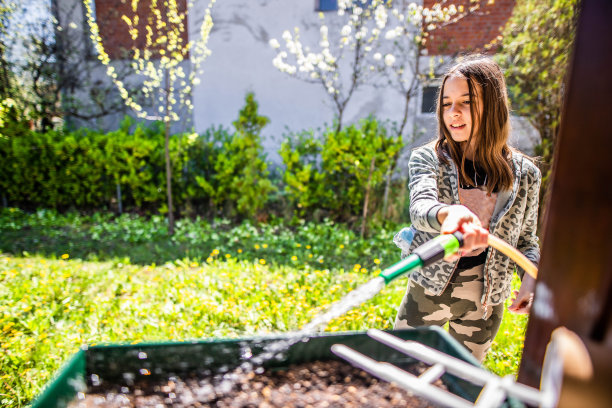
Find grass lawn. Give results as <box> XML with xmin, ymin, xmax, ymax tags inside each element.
<box><xmin>0</xmin><ymin>209</ymin><xmax>528</xmax><ymax>407</ymax></box>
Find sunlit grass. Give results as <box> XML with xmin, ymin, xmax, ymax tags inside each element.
<box><xmin>484</xmin><ymin>275</ymin><xmax>529</xmax><ymax>376</ymax></box>
<box><xmin>0</xmin><ymin>254</ymin><xmax>405</xmax><ymax>407</ymax></box>
<box><xmin>0</xmin><ymin>209</ymin><xmax>527</xmax><ymax>407</ymax></box>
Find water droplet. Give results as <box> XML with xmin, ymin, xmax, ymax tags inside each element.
<box><xmin>122</xmin><ymin>372</ymin><xmax>135</xmax><ymax>385</ymax></box>
<box><xmin>218</xmin><ymin>380</ymin><xmax>233</xmax><ymax>394</ymax></box>
<box><xmin>90</xmin><ymin>374</ymin><xmax>101</xmax><ymax>386</ymax></box>
<box><xmin>241</xmin><ymin>347</ymin><xmax>253</xmax><ymax>359</ymax></box>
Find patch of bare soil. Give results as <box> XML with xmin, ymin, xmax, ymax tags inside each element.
<box><xmin>70</xmin><ymin>360</ymin><xmax>442</xmax><ymax>407</ymax></box>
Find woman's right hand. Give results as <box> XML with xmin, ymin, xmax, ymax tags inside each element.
<box><xmin>437</xmin><ymin>205</ymin><xmax>488</xmax><ymax>261</ymax></box>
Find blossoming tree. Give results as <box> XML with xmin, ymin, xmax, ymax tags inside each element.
<box><xmin>270</xmin><ymin>0</ymin><xmax>387</xmax><ymax>133</ymax></box>
<box><xmin>271</xmin><ymin>0</ymin><xmax>478</xmax><ymax>217</ymax></box>
<box><xmin>83</xmin><ymin>0</ymin><xmax>215</xmax><ymax>234</ymax></box>
<box><xmin>271</xmin><ymin>0</ymin><xmax>485</xmax><ymax>137</ymax></box>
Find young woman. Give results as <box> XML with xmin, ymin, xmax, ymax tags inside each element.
<box><xmin>394</xmin><ymin>56</ymin><xmax>541</xmax><ymax>362</ymax></box>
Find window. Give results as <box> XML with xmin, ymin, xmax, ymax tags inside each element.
<box><xmin>421</xmin><ymin>85</ymin><xmax>439</xmax><ymax>114</ymax></box>
<box><xmin>316</xmin><ymin>0</ymin><xmax>338</xmax><ymax>11</ymax></box>
<box><xmin>315</xmin><ymin>0</ymin><xmax>372</xmax><ymax>12</ymax></box>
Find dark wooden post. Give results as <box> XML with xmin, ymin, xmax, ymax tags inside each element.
<box><xmin>518</xmin><ymin>0</ymin><xmax>612</xmax><ymax>399</ymax></box>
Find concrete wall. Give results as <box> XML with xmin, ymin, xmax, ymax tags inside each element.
<box><xmin>189</xmin><ymin>0</ymin><xmax>424</xmax><ymax>163</ymax></box>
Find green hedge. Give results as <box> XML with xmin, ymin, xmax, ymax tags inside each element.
<box><xmin>0</xmin><ymin>94</ymin><xmax>275</xmax><ymax>219</ymax></box>
<box><xmin>0</xmin><ymin>95</ymin><xmax>407</xmax><ymax>223</ymax></box>
<box><xmin>1</xmin><ymin>118</ymin><xmax>181</xmax><ymax>212</ymax></box>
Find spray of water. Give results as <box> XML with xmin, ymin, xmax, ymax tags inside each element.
<box><xmin>203</xmin><ymin>276</ymin><xmax>387</xmax><ymax>401</ymax></box>
<box><xmin>300</xmin><ymin>276</ymin><xmax>386</xmax><ymax>333</ymax></box>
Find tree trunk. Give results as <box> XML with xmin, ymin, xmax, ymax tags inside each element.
<box><xmin>164</xmin><ymin>69</ymin><xmax>175</xmax><ymax>235</ymax></box>
<box><xmin>165</xmin><ymin>118</ymin><xmax>175</xmax><ymax>235</ymax></box>
<box><xmin>382</xmin><ymin>165</ymin><xmax>392</xmax><ymax>219</ymax></box>
<box><xmin>335</xmin><ymin>107</ymin><xmax>343</xmax><ymax>134</ymax></box>
<box><xmin>397</xmin><ymin>93</ymin><xmax>412</xmax><ymax>138</ymax></box>
<box><xmin>116</xmin><ymin>182</ymin><xmax>123</xmax><ymax>214</ymax></box>
<box><xmin>361</xmin><ymin>157</ymin><xmax>376</xmax><ymax>239</ymax></box>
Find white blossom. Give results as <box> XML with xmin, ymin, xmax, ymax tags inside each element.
<box><xmin>338</xmin><ymin>0</ymin><xmax>351</xmax><ymax>10</ymax></box>
<box><xmin>287</xmin><ymin>41</ymin><xmax>298</xmax><ymax>54</ymax></box>
<box><xmin>269</xmin><ymin>38</ymin><xmax>280</xmax><ymax>49</ymax></box>
<box><xmin>373</xmin><ymin>52</ymin><xmax>382</xmax><ymax>61</ymax></box>
<box><xmin>322</xmin><ymin>49</ymin><xmax>335</xmax><ymax>64</ymax></box>
<box><xmin>384</xmin><ymin>29</ymin><xmax>396</xmax><ymax>40</ymax></box>
<box><xmin>307</xmin><ymin>53</ymin><xmax>321</xmax><ymax>65</ymax></box>
<box><xmin>374</xmin><ymin>5</ymin><xmax>387</xmax><ymax>29</ymax></box>
<box><xmin>384</xmin><ymin>54</ymin><xmax>395</xmax><ymax>66</ymax></box>
<box><xmin>341</xmin><ymin>25</ymin><xmax>352</xmax><ymax>36</ymax></box>
<box><xmin>355</xmin><ymin>27</ymin><xmax>367</xmax><ymax>40</ymax></box>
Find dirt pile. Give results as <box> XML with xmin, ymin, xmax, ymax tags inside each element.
<box><xmin>70</xmin><ymin>360</ymin><xmax>443</xmax><ymax>407</ymax></box>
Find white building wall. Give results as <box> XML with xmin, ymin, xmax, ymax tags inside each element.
<box><xmin>189</xmin><ymin>0</ymin><xmax>425</xmax><ymax>163</ymax></box>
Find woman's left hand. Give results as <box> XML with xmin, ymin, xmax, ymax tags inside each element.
<box><xmin>508</xmin><ymin>274</ymin><xmax>536</xmax><ymax>314</ymax></box>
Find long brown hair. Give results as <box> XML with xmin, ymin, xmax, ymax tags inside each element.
<box><xmin>435</xmin><ymin>55</ymin><xmax>514</xmax><ymax>194</ymax></box>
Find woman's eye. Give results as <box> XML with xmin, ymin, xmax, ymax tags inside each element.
<box><xmin>463</xmin><ymin>100</ymin><xmax>471</xmax><ymax>105</ymax></box>
<box><xmin>442</xmin><ymin>102</ymin><xmax>450</xmax><ymax>107</ymax></box>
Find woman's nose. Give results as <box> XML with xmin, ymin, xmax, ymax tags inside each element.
<box><xmin>448</xmin><ymin>104</ymin><xmax>460</xmax><ymax>116</ymax></box>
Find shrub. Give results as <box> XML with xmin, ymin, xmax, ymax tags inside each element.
<box><xmin>0</xmin><ymin>117</ymin><xmax>188</xmax><ymax>212</ymax></box>
<box><xmin>198</xmin><ymin>92</ymin><xmax>275</xmax><ymax>219</ymax></box>
<box><xmin>280</xmin><ymin>117</ymin><xmax>404</xmax><ymax>224</ymax></box>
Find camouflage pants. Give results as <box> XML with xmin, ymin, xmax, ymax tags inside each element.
<box><xmin>394</xmin><ymin>264</ymin><xmax>504</xmax><ymax>362</ymax></box>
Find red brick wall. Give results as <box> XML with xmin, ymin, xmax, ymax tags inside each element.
<box><xmin>423</xmin><ymin>0</ymin><xmax>515</xmax><ymax>55</ymax></box>
<box><xmin>95</xmin><ymin>0</ymin><xmax>188</xmax><ymax>60</ymax></box>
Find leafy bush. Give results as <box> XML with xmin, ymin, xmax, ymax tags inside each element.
<box><xmin>0</xmin><ymin>93</ymin><xmax>275</xmax><ymax>220</ymax></box>
<box><xmin>201</xmin><ymin>92</ymin><xmax>275</xmax><ymax>219</ymax></box>
<box><xmin>280</xmin><ymin>116</ymin><xmax>404</xmax><ymax>223</ymax></box>
<box><xmin>0</xmin><ymin>118</ymin><xmax>190</xmax><ymax>212</ymax></box>
<box><xmin>1</xmin><ymin>95</ymin><xmax>407</xmax><ymax>228</ymax></box>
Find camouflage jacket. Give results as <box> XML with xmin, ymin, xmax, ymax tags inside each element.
<box><xmin>402</xmin><ymin>143</ymin><xmax>541</xmax><ymax>307</ymax></box>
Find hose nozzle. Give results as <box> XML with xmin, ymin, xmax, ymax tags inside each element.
<box><xmin>379</xmin><ymin>231</ymin><xmax>463</xmax><ymax>284</ymax></box>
